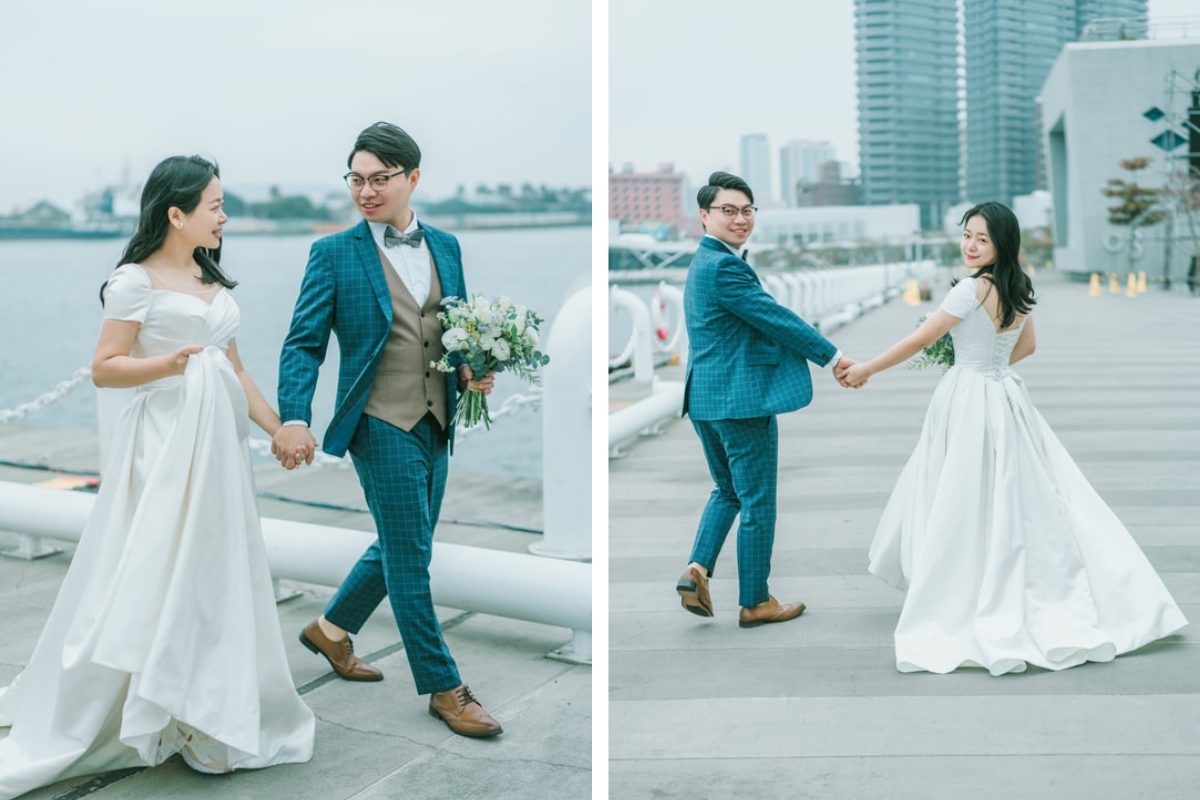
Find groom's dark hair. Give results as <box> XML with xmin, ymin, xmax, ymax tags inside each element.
<box><xmin>348</xmin><ymin>122</ymin><xmax>422</xmax><ymax>172</ymax></box>
<box><xmin>697</xmin><ymin>171</ymin><xmax>754</xmax><ymax>208</ymax></box>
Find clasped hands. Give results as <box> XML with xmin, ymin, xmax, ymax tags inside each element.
<box><xmin>270</xmin><ymin>365</ymin><xmax>496</xmax><ymax>471</ymax></box>
<box><xmin>834</xmin><ymin>357</ymin><xmax>869</xmax><ymax>390</ymax></box>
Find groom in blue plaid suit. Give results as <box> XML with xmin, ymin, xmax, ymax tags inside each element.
<box><xmin>676</xmin><ymin>172</ymin><xmax>858</xmax><ymax>628</ymax></box>
<box><xmin>273</xmin><ymin>122</ymin><xmax>501</xmax><ymax>737</ymax></box>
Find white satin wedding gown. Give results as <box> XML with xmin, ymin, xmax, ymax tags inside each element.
<box><xmin>868</xmin><ymin>277</ymin><xmax>1187</xmax><ymax>676</ymax></box>
<box><xmin>0</xmin><ymin>264</ymin><xmax>314</xmax><ymax>799</ymax></box>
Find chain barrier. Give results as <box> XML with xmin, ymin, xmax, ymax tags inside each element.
<box><xmin>247</xmin><ymin>388</ymin><xmax>543</xmax><ymax>466</ymax></box>
<box><xmin>0</xmin><ymin>368</ymin><xmax>93</xmax><ymax>425</ymax></box>
<box><xmin>3</xmin><ymin>368</ymin><xmax>543</xmax><ymax>470</ymax></box>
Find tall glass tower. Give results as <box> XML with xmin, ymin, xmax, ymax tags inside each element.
<box><xmin>739</xmin><ymin>133</ymin><xmax>772</xmax><ymax>202</ymax></box>
<box><xmin>963</xmin><ymin>0</ymin><xmax>1147</xmax><ymax>207</ymax></box>
<box><xmin>855</xmin><ymin>0</ymin><xmax>961</xmax><ymax>230</ymax></box>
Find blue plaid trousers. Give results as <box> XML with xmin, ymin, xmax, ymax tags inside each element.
<box><xmin>324</xmin><ymin>414</ymin><xmax>460</xmax><ymax>695</ymax></box>
<box><xmin>689</xmin><ymin>415</ymin><xmax>778</xmax><ymax>608</ymax></box>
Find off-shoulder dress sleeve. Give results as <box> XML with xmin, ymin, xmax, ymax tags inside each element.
<box><xmin>102</xmin><ymin>264</ymin><xmax>152</xmax><ymax>323</ymax></box>
<box><xmin>939</xmin><ymin>277</ymin><xmax>980</xmax><ymax>319</ymax></box>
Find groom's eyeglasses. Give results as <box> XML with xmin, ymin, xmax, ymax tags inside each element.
<box><xmin>344</xmin><ymin>169</ymin><xmax>410</xmax><ymax>191</ymax></box>
<box><xmin>706</xmin><ymin>204</ymin><xmax>758</xmax><ymax>219</ymax></box>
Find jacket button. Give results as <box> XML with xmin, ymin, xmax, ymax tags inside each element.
<box><xmin>420</xmin><ymin>311</ymin><xmax>425</xmax><ymax>317</ymax></box>
<box><xmin>425</xmin><ymin>371</ymin><xmax>431</xmax><ymax>378</ymax></box>
<box><xmin>426</xmin><ymin>400</ymin><xmax>433</xmax><ymax>407</ymax></box>
<box><xmin>423</xmin><ymin>341</ymin><xmax>429</xmax><ymax>347</ymax></box>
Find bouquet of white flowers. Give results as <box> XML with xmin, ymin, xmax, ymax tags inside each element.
<box><xmin>906</xmin><ymin>313</ymin><xmax>955</xmax><ymax>371</ymax></box>
<box><xmin>431</xmin><ymin>294</ymin><xmax>550</xmax><ymax>429</ymax></box>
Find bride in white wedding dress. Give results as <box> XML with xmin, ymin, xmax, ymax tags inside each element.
<box><xmin>0</xmin><ymin>156</ymin><xmax>314</xmax><ymax>799</ymax></box>
<box><xmin>839</xmin><ymin>201</ymin><xmax>1187</xmax><ymax>676</ymax></box>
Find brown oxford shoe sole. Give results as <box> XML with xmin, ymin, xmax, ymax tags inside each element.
<box><xmin>299</xmin><ymin>629</ymin><xmax>384</xmax><ymax>682</ymax></box>
<box><xmin>676</xmin><ymin>578</ymin><xmax>714</xmax><ymax>617</ymax></box>
<box><xmin>739</xmin><ymin>603</ymin><xmax>806</xmax><ymax>628</ymax></box>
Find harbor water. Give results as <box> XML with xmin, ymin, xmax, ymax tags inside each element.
<box><xmin>0</xmin><ymin>225</ymin><xmax>588</xmax><ymax>479</ymax></box>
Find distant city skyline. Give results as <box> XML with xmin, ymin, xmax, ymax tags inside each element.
<box><xmin>780</xmin><ymin>139</ymin><xmax>837</xmax><ymax>206</ymax></box>
<box><xmin>611</xmin><ymin>0</ymin><xmax>1193</xmax><ymax>195</ymax></box>
<box><xmin>0</xmin><ymin>1</ymin><xmax>589</xmax><ymax>214</ymax></box>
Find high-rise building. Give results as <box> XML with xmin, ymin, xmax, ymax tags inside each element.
<box><xmin>854</xmin><ymin>0</ymin><xmax>960</xmax><ymax>230</ymax></box>
<box><xmin>739</xmin><ymin>134</ymin><xmax>772</xmax><ymax>201</ymax></box>
<box><xmin>963</xmin><ymin>0</ymin><xmax>1147</xmax><ymax>207</ymax></box>
<box><xmin>780</xmin><ymin>140</ymin><xmax>837</xmax><ymax>206</ymax></box>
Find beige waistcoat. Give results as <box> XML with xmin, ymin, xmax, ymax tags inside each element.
<box><xmin>363</xmin><ymin>248</ymin><xmax>448</xmax><ymax>433</ymax></box>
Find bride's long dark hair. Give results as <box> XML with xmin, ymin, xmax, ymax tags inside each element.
<box><xmin>101</xmin><ymin>155</ymin><xmax>237</xmax><ymax>304</ymax></box>
<box><xmin>954</xmin><ymin>201</ymin><xmax>1035</xmax><ymax>328</ymax></box>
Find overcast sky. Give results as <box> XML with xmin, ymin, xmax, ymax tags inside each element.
<box><xmin>0</xmin><ymin>0</ymin><xmax>590</xmax><ymax>213</ymax></box>
<box><xmin>610</xmin><ymin>0</ymin><xmax>1197</xmax><ymax>199</ymax></box>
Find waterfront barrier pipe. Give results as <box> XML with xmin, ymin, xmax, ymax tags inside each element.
<box><xmin>648</xmin><ymin>280</ymin><xmax>686</xmax><ymax>357</ymax></box>
<box><xmin>762</xmin><ymin>274</ymin><xmax>789</xmax><ymax>306</ymax></box>
<box><xmin>609</xmin><ymin>285</ymin><xmax>654</xmax><ymax>383</ymax></box>
<box><xmin>532</xmin><ymin>286</ymin><xmax>591</xmax><ymax>563</ymax></box>
<box><xmin>608</xmin><ymin>380</ymin><xmax>685</xmax><ymax>448</ymax></box>
<box><xmin>0</xmin><ymin>481</ymin><xmax>591</xmax><ymax>652</ymax></box>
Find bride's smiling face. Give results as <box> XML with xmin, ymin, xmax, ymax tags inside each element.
<box><xmin>171</xmin><ymin>177</ymin><xmax>226</xmax><ymax>250</ymax></box>
<box><xmin>961</xmin><ymin>214</ymin><xmax>996</xmax><ymax>269</ymax></box>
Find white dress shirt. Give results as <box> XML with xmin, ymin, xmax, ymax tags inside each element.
<box><xmin>283</xmin><ymin>214</ymin><xmax>435</xmax><ymax>430</ymax></box>
<box><xmin>369</xmin><ymin>215</ymin><xmax>432</xmax><ymax>307</ymax></box>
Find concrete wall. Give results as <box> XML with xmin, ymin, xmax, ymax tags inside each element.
<box><xmin>1040</xmin><ymin>39</ymin><xmax>1200</xmax><ymax>280</ymax></box>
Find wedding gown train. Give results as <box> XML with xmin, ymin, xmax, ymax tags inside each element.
<box><xmin>0</xmin><ymin>264</ymin><xmax>314</xmax><ymax>799</ymax></box>
<box><xmin>868</xmin><ymin>277</ymin><xmax>1187</xmax><ymax>675</ymax></box>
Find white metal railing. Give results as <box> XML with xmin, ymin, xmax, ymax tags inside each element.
<box><xmin>650</xmin><ymin>282</ymin><xmax>686</xmax><ymax>360</ymax></box>
<box><xmin>1</xmin><ymin>289</ymin><xmax>594</xmax><ymax>663</ymax></box>
<box><xmin>608</xmin><ymin>284</ymin><xmax>655</xmax><ymax>381</ymax></box>
<box><xmin>607</xmin><ymin>261</ymin><xmax>937</xmax><ymax>455</ymax></box>
<box><xmin>0</xmin><ymin>482</ymin><xmax>591</xmax><ymax>660</ymax></box>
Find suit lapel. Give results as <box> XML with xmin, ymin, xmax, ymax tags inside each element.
<box><xmin>352</xmin><ymin>219</ymin><xmax>393</xmax><ymax>322</ymax></box>
<box><xmin>419</xmin><ymin>222</ymin><xmax>460</xmax><ymax>301</ymax></box>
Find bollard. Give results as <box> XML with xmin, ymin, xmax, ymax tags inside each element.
<box><xmin>1127</xmin><ymin>273</ymin><xmax>1138</xmax><ymax>297</ymax></box>
<box><xmin>1109</xmin><ymin>274</ymin><xmax>1120</xmax><ymax>294</ymax></box>
<box><xmin>903</xmin><ymin>279</ymin><xmax>920</xmax><ymax>305</ymax></box>
<box><xmin>1089</xmin><ymin>273</ymin><xmax>1101</xmax><ymax>297</ymax></box>
<box><xmin>1138</xmin><ymin>271</ymin><xmax>1147</xmax><ymax>293</ymax></box>
<box><xmin>533</xmin><ymin>286</ymin><xmax>591</xmax><ymax>563</ymax></box>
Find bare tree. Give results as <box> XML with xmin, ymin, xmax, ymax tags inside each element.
<box><xmin>1102</xmin><ymin>157</ymin><xmax>1166</xmax><ymax>276</ymax></box>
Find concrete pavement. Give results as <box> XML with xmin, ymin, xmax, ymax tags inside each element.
<box><xmin>0</xmin><ymin>433</ymin><xmax>590</xmax><ymax>800</ymax></box>
<box><xmin>608</xmin><ymin>269</ymin><xmax>1200</xmax><ymax>799</ymax></box>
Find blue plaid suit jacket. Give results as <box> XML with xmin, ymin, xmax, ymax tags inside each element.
<box><xmin>683</xmin><ymin>236</ymin><xmax>837</xmax><ymax>420</ymax></box>
<box><xmin>278</xmin><ymin>218</ymin><xmax>466</xmax><ymax>457</ymax></box>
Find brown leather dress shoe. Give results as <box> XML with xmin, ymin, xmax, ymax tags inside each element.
<box><xmin>299</xmin><ymin>619</ymin><xmax>384</xmax><ymax>681</ymax></box>
<box><xmin>739</xmin><ymin>596</ymin><xmax>806</xmax><ymax>628</ymax></box>
<box><xmin>428</xmin><ymin>684</ymin><xmax>503</xmax><ymax>737</ymax></box>
<box><xmin>676</xmin><ymin>564</ymin><xmax>713</xmax><ymax>617</ymax></box>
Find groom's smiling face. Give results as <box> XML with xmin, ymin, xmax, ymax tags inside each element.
<box><xmin>348</xmin><ymin>150</ymin><xmax>420</xmax><ymax>229</ymax></box>
<box><xmin>700</xmin><ymin>188</ymin><xmax>755</xmax><ymax>249</ymax></box>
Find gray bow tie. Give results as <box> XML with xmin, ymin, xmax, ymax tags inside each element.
<box><xmin>384</xmin><ymin>226</ymin><xmax>424</xmax><ymax>248</ymax></box>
